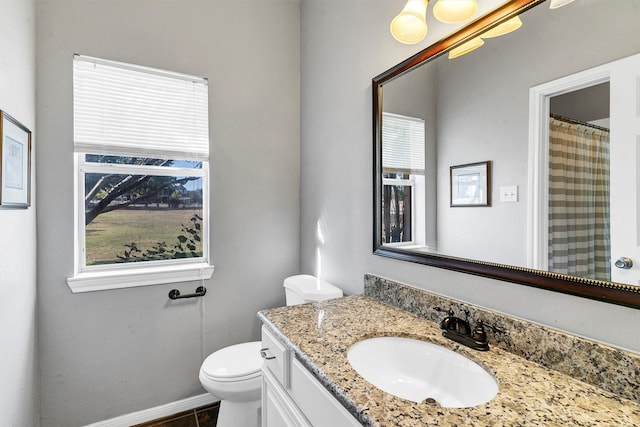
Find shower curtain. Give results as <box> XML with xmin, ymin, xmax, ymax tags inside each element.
<box><xmin>548</xmin><ymin>116</ymin><xmax>611</xmax><ymax>281</ymax></box>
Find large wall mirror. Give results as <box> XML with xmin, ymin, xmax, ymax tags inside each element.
<box><xmin>373</xmin><ymin>0</ymin><xmax>640</xmax><ymax>308</ymax></box>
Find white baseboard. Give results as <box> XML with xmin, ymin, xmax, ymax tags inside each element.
<box><xmin>84</xmin><ymin>393</ymin><xmax>218</xmax><ymax>427</ymax></box>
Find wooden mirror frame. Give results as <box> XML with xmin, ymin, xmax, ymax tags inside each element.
<box><xmin>372</xmin><ymin>0</ymin><xmax>640</xmax><ymax>309</ymax></box>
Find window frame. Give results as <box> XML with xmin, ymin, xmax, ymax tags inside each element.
<box><xmin>382</xmin><ymin>176</ymin><xmax>417</xmax><ymax>246</ymax></box>
<box><xmin>68</xmin><ymin>153</ymin><xmax>213</xmax><ymax>293</ymax></box>
<box><xmin>67</xmin><ymin>56</ymin><xmax>213</xmax><ymax>293</ymax></box>
<box><xmin>381</xmin><ymin>112</ymin><xmax>426</xmax><ymax>249</ymax></box>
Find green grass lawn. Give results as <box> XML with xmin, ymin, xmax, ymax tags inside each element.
<box><xmin>85</xmin><ymin>207</ymin><xmax>203</xmax><ymax>265</ymax></box>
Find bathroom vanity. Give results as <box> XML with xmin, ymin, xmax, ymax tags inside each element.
<box><xmin>261</xmin><ymin>326</ymin><xmax>361</xmax><ymax>426</ymax></box>
<box><xmin>258</xmin><ymin>276</ymin><xmax>640</xmax><ymax>426</ymax></box>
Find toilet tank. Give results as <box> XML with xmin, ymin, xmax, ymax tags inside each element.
<box><xmin>283</xmin><ymin>274</ymin><xmax>343</xmax><ymax>306</ymax></box>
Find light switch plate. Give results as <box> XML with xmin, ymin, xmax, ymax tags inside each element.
<box><xmin>500</xmin><ymin>185</ymin><xmax>518</xmax><ymax>202</ymax></box>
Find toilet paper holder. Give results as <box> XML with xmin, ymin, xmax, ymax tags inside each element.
<box><xmin>168</xmin><ymin>285</ymin><xmax>207</xmax><ymax>300</ymax></box>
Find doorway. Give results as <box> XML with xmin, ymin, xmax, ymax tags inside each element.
<box><xmin>528</xmin><ymin>52</ymin><xmax>640</xmax><ymax>286</ymax></box>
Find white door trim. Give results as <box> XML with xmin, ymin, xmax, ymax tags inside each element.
<box><xmin>527</xmin><ymin>65</ymin><xmax>612</xmax><ymax>270</ymax></box>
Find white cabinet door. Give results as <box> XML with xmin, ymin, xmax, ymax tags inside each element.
<box><xmin>262</xmin><ymin>365</ymin><xmax>311</xmax><ymax>427</ymax></box>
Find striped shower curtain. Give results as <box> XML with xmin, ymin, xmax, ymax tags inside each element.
<box><xmin>548</xmin><ymin>116</ymin><xmax>611</xmax><ymax>281</ymax></box>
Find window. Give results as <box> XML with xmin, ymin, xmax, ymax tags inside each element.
<box><xmin>382</xmin><ymin>174</ymin><xmax>415</xmax><ymax>244</ymax></box>
<box><xmin>381</xmin><ymin>112</ymin><xmax>426</xmax><ymax>246</ymax></box>
<box><xmin>68</xmin><ymin>55</ymin><xmax>213</xmax><ymax>292</ymax></box>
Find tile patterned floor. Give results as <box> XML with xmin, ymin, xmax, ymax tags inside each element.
<box><xmin>131</xmin><ymin>403</ymin><xmax>219</xmax><ymax>427</ymax></box>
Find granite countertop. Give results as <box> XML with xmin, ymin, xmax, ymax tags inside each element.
<box><xmin>258</xmin><ymin>295</ymin><xmax>640</xmax><ymax>426</ymax></box>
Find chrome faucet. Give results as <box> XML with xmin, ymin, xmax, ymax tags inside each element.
<box><xmin>435</xmin><ymin>307</ymin><xmax>489</xmax><ymax>351</ymax></box>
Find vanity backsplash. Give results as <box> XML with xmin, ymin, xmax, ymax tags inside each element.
<box><xmin>364</xmin><ymin>274</ymin><xmax>640</xmax><ymax>403</ymax></box>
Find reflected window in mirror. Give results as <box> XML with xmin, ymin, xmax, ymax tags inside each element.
<box><xmin>382</xmin><ymin>175</ymin><xmax>415</xmax><ymax>244</ymax></box>
<box><xmin>381</xmin><ymin>113</ymin><xmax>426</xmax><ymax>247</ymax></box>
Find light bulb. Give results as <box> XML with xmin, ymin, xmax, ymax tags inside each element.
<box><xmin>549</xmin><ymin>0</ymin><xmax>575</xmax><ymax>9</ymax></box>
<box><xmin>481</xmin><ymin>16</ymin><xmax>523</xmax><ymax>38</ymax></box>
<box><xmin>433</xmin><ymin>0</ymin><xmax>478</xmax><ymax>24</ymax></box>
<box><xmin>390</xmin><ymin>0</ymin><xmax>428</xmax><ymax>44</ymax></box>
<box><xmin>448</xmin><ymin>37</ymin><xmax>484</xmax><ymax>59</ymax></box>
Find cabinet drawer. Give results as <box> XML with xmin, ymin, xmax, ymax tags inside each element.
<box><xmin>261</xmin><ymin>326</ymin><xmax>289</xmax><ymax>388</ymax></box>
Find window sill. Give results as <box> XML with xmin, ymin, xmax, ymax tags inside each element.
<box><xmin>67</xmin><ymin>263</ymin><xmax>215</xmax><ymax>293</ymax></box>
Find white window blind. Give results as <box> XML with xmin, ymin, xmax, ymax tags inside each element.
<box><xmin>73</xmin><ymin>55</ymin><xmax>209</xmax><ymax>159</ymax></box>
<box><xmin>382</xmin><ymin>112</ymin><xmax>425</xmax><ymax>173</ymax></box>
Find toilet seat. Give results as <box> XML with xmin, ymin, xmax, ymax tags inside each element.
<box><xmin>201</xmin><ymin>341</ymin><xmax>262</xmax><ymax>383</ymax></box>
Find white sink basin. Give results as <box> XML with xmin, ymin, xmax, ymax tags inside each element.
<box><xmin>347</xmin><ymin>336</ymin><xmax>498</xmax><ymax>408</ymax></box>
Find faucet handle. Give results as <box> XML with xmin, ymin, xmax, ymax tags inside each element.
<box><xmin>471</xmin><ymin>320</ymin><xmax>487</xmax><ymax>342</ymax></box>
<box><xmin>440</xmin><ymin>315</ymin><xmax>456</xmax><ymax>330</ymax></box>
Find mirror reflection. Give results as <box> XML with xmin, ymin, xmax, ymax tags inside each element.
<box><xmin>376</xmin><ymin>0</ymin><xmax>640</xmax><ymax>291</ymax></box>
<box><xmin>547</xmin><ymin>85</ymin><xmax>610</xmax><ymax>282</ymax></box>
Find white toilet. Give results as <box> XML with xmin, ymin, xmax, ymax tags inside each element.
<box><xmin>199</xmin><ymin>274</ymin><xmax>343</xmax><ymax>427</ymax></box>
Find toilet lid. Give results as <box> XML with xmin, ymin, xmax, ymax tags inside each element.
<box><xmin>201</xmin><ymin>341</ymin><xmax>263</xmax><ymax>381</ymax></box>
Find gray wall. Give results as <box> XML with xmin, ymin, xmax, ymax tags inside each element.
<box><xmin>300</xmin><ymin>0</ymin><xmax>640</xmax><ymax>353</ymax></box>
<box><xmin>36</xmin><ymin>1</ymin><xmax>300</xmax><ymax>425</ymax></box>
<box><xmin>0</xmin><ymin>0</ymin><xmax>39</xmax><ymax>427</ymax></box>
<box><xmin>551</xmin><ymin>83</ymin><xmax>610</xmax><ymax>121</ymax></box>
<box><xmin>0</xmin><ymin>1</ymin><xmax>39</xmax><ymax>426</ymax></box>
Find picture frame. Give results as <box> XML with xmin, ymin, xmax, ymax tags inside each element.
<box><xmin>1</xmin><ymin>111</ymin><xmax>32</xmax><ymax>208</ymax></box>
<box><xmin>450</xmin><ymin>161</ymin><xmax>491</xmax><ymax>207</ymax></box>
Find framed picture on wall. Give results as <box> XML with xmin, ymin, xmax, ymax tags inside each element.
<box><xmin>450</xmin><ymin>161</ymin><xmax>491</xmax><ymax>207</ymax></box>
<box><xmin>1</xmin><ymin>111</ymin><xmax>32</xmax><ymax>208</ymax></box>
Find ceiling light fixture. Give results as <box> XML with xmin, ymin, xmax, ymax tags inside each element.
<box><xmin>448</xmin><ymin>37</ymin><xmax>484</xmax><ymax>59</ymax></box>
<box><xmin>432</xmin><ymin>0</ymin><xmax>478</xmax><ymax>24</ymax></box>
<box><xmin>449</xmin><ymin>37</ymin><xmax>484</xmax><ymax>59</ymax></box>
<box><xmin>480</xmin><ymin>16</ymin><xmax>523</xmax><ymax>38</ymax></box>
<box><xmin>390</xmin><ymin>0</ymin><xmax>429</xmax><ymax>44</ymax></box>
<box><xmin>549</xmin><ymin>0</ymin><xmax>576</xmax><ymax>9</ymax></box>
